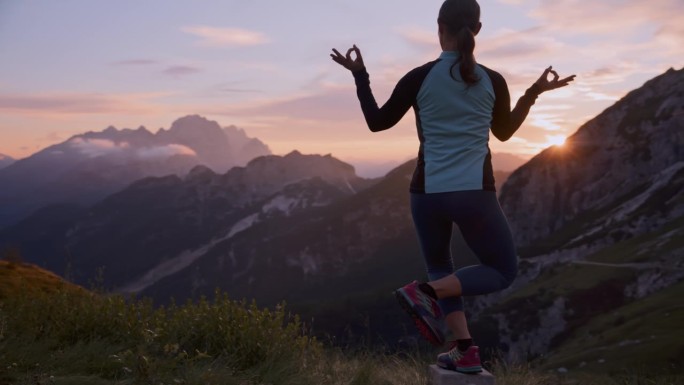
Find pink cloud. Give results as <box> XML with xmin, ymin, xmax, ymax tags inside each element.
<box><xmin>181</xmin><ymin>25</ymin><xmax>270</xmax><ymax>47</ymax></box>
<box><xmin>215</xmin><ymin>86</ymin><xmax>363</xmax><ymax>122</ymax></box>
<box><xmin>113</xmin><ymin>59</ymin><xmax>157</xmax><ymax>66</ymax></box>
<box><xmin>478</xmin><ymin>27</ymin><xmax>560</xmax><ymax>62</ymax></box>
<box><xmin>0</xmin><ymin>92</ymin><xmax>166</xmax><ymax>115</ymax></box>
<box><xmin>163</xmin><ymin>65</ymin><xmax>202</xmax><ymax>77</ymax></box>
<box><xmin>530</xmin><ymin>0</ymin><xmax>683</xmax><ymax>37</ymax></box>
<box><xmin>397</xmin><ymin>27</ymin><xmax>436</xmax><ymax>50</ymax></box>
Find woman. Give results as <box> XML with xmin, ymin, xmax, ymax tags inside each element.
<box><xmin>331</xmin><ymin>0</ymin><xmax>574</xmax><ymax>374</ymax></box>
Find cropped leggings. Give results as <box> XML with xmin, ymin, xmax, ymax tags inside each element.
<box><xmin>411</xmin><ymin>190</ymin><xmax>518</xmax><ymax>315</ymax></box>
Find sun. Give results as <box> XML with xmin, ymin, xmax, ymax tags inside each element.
<box><xmin>545</xmin><ymin>135</ymin><xmax>567</xmax><ymax>148</ymax></box>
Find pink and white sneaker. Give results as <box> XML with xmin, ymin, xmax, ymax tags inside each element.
<box><xmin>437</xmin><ymin>344</ymin><xmax>483</xmax><ymax>374</ymax></box>
<box><xmin>394</xmin><ymin>280</ymin><xmax>444</xmax><ymax>346</ymax></box>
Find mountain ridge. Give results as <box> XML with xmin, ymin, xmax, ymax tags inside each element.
<box><xmin>0</xmin><ymin>115</ymin><xmax>271</xmax><ymax>229</ymax></box>
<box><xmin>0</xmin><ymin>151</ymin><xmax>371</xmax><ymax>290</ymax></box>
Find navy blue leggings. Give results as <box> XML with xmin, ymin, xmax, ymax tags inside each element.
<box><xmin>411</xmin><ymin>190</ymin><xmax>518</xmax><ymax>315</ymax></box>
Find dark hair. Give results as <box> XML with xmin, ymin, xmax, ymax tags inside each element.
<box><xmin>438</xmin><ymin>0</ymin><xmax>481</xmax><ymax>85</ymax></box>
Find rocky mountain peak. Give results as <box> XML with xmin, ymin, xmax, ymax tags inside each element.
<box><xmin>80</xmin><ymin>124</ymin><xmax>156</xmax><ymax>146</ymax></box>
<box><xmin>0</xmin><ymin>154</ymin><xmax>15</xmax><ymax>170</ymax></box>
<box><xmin>248</xmin><ymin>151</ymin><xmax>356</xmax><ymax>181</ymax></box>
<box><xmin>158</xmin><ymin>115</ymin><xmax>235</xmax><ymax>173</ymax></box>
<box><xmin>168</xmin><ymin>115</ymin><xmax>223</xmax><ymax>136</ymax></box>
<box><xmin>224</xmin><ymin>152</ymin><xmax>362</xmax><ymax>199</ymax></box>
<box><xmin>499</xmin><ymin>67</ymin><xmax>684</xmax><ymax>252</ymax></box>
<box><xmin>186</xmin><ymin>164</ymin><xmax>217</xmax><ymax>182</ymax></box>
<box><xmin>223</xmin><ymin>125</ymin><xmax>272</xmax><ymax>165</ymax></box>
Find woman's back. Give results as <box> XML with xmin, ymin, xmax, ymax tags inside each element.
<box><xmin>415</xmin><ymin>51</ymin><xmax>496</xmax><ymax>193</ymax></box>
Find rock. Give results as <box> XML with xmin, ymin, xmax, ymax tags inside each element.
<box><xmin>428</xmin><ymin>365</ymin><xmax>496</xmax><ymax>385</ymax></box>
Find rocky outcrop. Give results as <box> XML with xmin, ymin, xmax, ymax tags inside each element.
<box><xmin>482</xmin><ymin>68</ymin><xmax>684</xmax><ymax>366</ymax></box>
<box><xmin>500</xmin><ymin>68</ymin><xmax>684</xmax><ymax>253</ymax></box>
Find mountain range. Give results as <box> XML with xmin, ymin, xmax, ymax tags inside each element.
<box><xmin>0</xmin><ymin>115</ymin><xmax>270</xmax><ymax>229</ymax></box>
<box><xmin>1</xmin><ymin>68</ymin><xmax>682</xmax><ymax>372</ymax></box>
<box><xmin>0</xmin><ymin>154</ymin><xmax>14</xmax><ymax>170</ymax></box>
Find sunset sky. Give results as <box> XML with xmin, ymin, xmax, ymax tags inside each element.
<box><xmin>1</xmin><ymin>0</ymin><xmax>682</xmax><ymax>174</ymax></box>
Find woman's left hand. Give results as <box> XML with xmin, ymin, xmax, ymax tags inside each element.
<box><xmin>535</xmin><ymin>66</ymin><xmax>576</xmax><ymax>93</ymax></box>
<box><xmin>330</xmin><ymin>45</ymin><xmax>365</xmax><ymax>72</ymax></box>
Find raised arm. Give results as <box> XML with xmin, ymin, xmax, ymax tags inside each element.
<box><xmin>484</xmin><ymin>66</ymin><xmax>575</xmax><ymax>141</ymax></box>
<box><xmin>331</xmin><ymin>45</ymin><xmax>414</xmax><ymax>132</ymax></box>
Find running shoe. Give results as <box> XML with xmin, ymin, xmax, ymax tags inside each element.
<box><xmin>437</xmin><ymin>343</ymin><xmax>482</xmax><ymax>374</ymax></box>
<box><xmin>394</xmin><ymin>280</ymin><xmax>444</xmax><ymax>346</ymax></box>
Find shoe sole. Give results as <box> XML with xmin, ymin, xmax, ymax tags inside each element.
<box><xmin>394</xmin><ymin>289</ymin><xmax>443</xmax><ymax>346</ymax></box>
<box><xmin>437</xmin><ymin>361</ymin><xmax>483</xmax><ymax>374</ymax></box>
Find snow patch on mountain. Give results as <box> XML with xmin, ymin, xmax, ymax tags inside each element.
<box><xmin>344</xmin><ymin>178</ymin><xmax>357</xmax><ymax>194</ymax></box>
<box><xmin>287</xmin><ymin>247</ymin><xmax>319</xmax><ymax>275</ymax></box>
<box><xmin>118</xmin><ymin>224</ymin><xmax>241</xmax><ymax>293</ymax></box>
<box><xmin>609</xmin><ymin>162</ymin><xmax>683</xmax><ymax>223</ymax></box>
<box><xmin>263</xmin><ymin>195</ymin><xmax>300</xmax><ymax>216</ymax></box>
<box><xmin>228</xmin><ymin>213</ymin><xmax>260</xmax><ymax>238</ymax></box>
<box><xmin>565</xmin><ymin>162</ymin><xmax>683</xmax><ymax>247</ymax></box>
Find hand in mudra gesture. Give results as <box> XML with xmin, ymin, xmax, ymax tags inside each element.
<box><xmin>331</xmin><ymin>44</ymin><xmax>365</xmax><ymax>72</ymax></box>
<box><xmin>535</xmin><ymin>66</ymin><xmax>576</xmax><ymax>93</ymax></box>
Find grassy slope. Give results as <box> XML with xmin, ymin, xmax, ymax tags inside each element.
<box><xmin>489</xmin><ymin>215</ymin><xmax>684</xmax><ymax>372</ymax></box>
<box><xmin>0</xmin><ymin>260</ymin><xmax>84</xmax><ymax>299</ymax></box>
<box><xmin>504</xmin><ymin>216</ymin><xmax>684</xmax><ymax>302</ymax></box>
<box><xmin>542</xmin><ymin>279</ymin><xmax>684</xmax><ymax>372</ymax></box>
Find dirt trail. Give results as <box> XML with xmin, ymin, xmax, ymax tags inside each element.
<box><xmin>571</xmin><ymin>260</ymin><xmax>684</xmax><ymax>271</ymax></box>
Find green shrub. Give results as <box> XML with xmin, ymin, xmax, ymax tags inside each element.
<box><xmin>0</xmin><ymin>288</ymin><xmax>321</xmax><ymax>384</ymax></box>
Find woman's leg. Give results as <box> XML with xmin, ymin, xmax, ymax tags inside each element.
<box><xmin>423</xmin><ymin>191</ymin><xmax>517</xmax><ymax>343</ymax></box>
<box><xmin>410</xmin><ymin>193</ymin><xmax>471</xmax><ymax>340</ymax></box>
<box><xmin>428</xmin><ymin>190</ymin><xmax>517</xmax><ymax>298</ymax></box>
<box><xmin>453</xmin><ymin>191</ymin><xmax>518</xmax><ymax>296</ymax></box>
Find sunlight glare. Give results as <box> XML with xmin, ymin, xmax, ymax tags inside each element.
<box><xmin>546</xmin><ymin>135</ymin><xmax>567</xmax><ymax>148</ymax></box>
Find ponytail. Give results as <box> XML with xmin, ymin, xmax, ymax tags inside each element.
<box><xmin>439</xmin><ymin>0</ymin><xmax>481</xmax><ymax>86</ymax></box>
<box><xmin>454</xmin><ymin>26</ymin><xmax>478</xmax><ymax>85</ymax></box>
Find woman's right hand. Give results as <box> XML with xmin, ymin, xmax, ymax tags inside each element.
<box><xmin>330</xmin><ymin>44</ymin><xmax>365</xmax><ymax>72</ymax></box>
<box><xmin>535</xmin><ymin>66</ymin><xmax>576</xmax><ymax>93</ymax></box>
